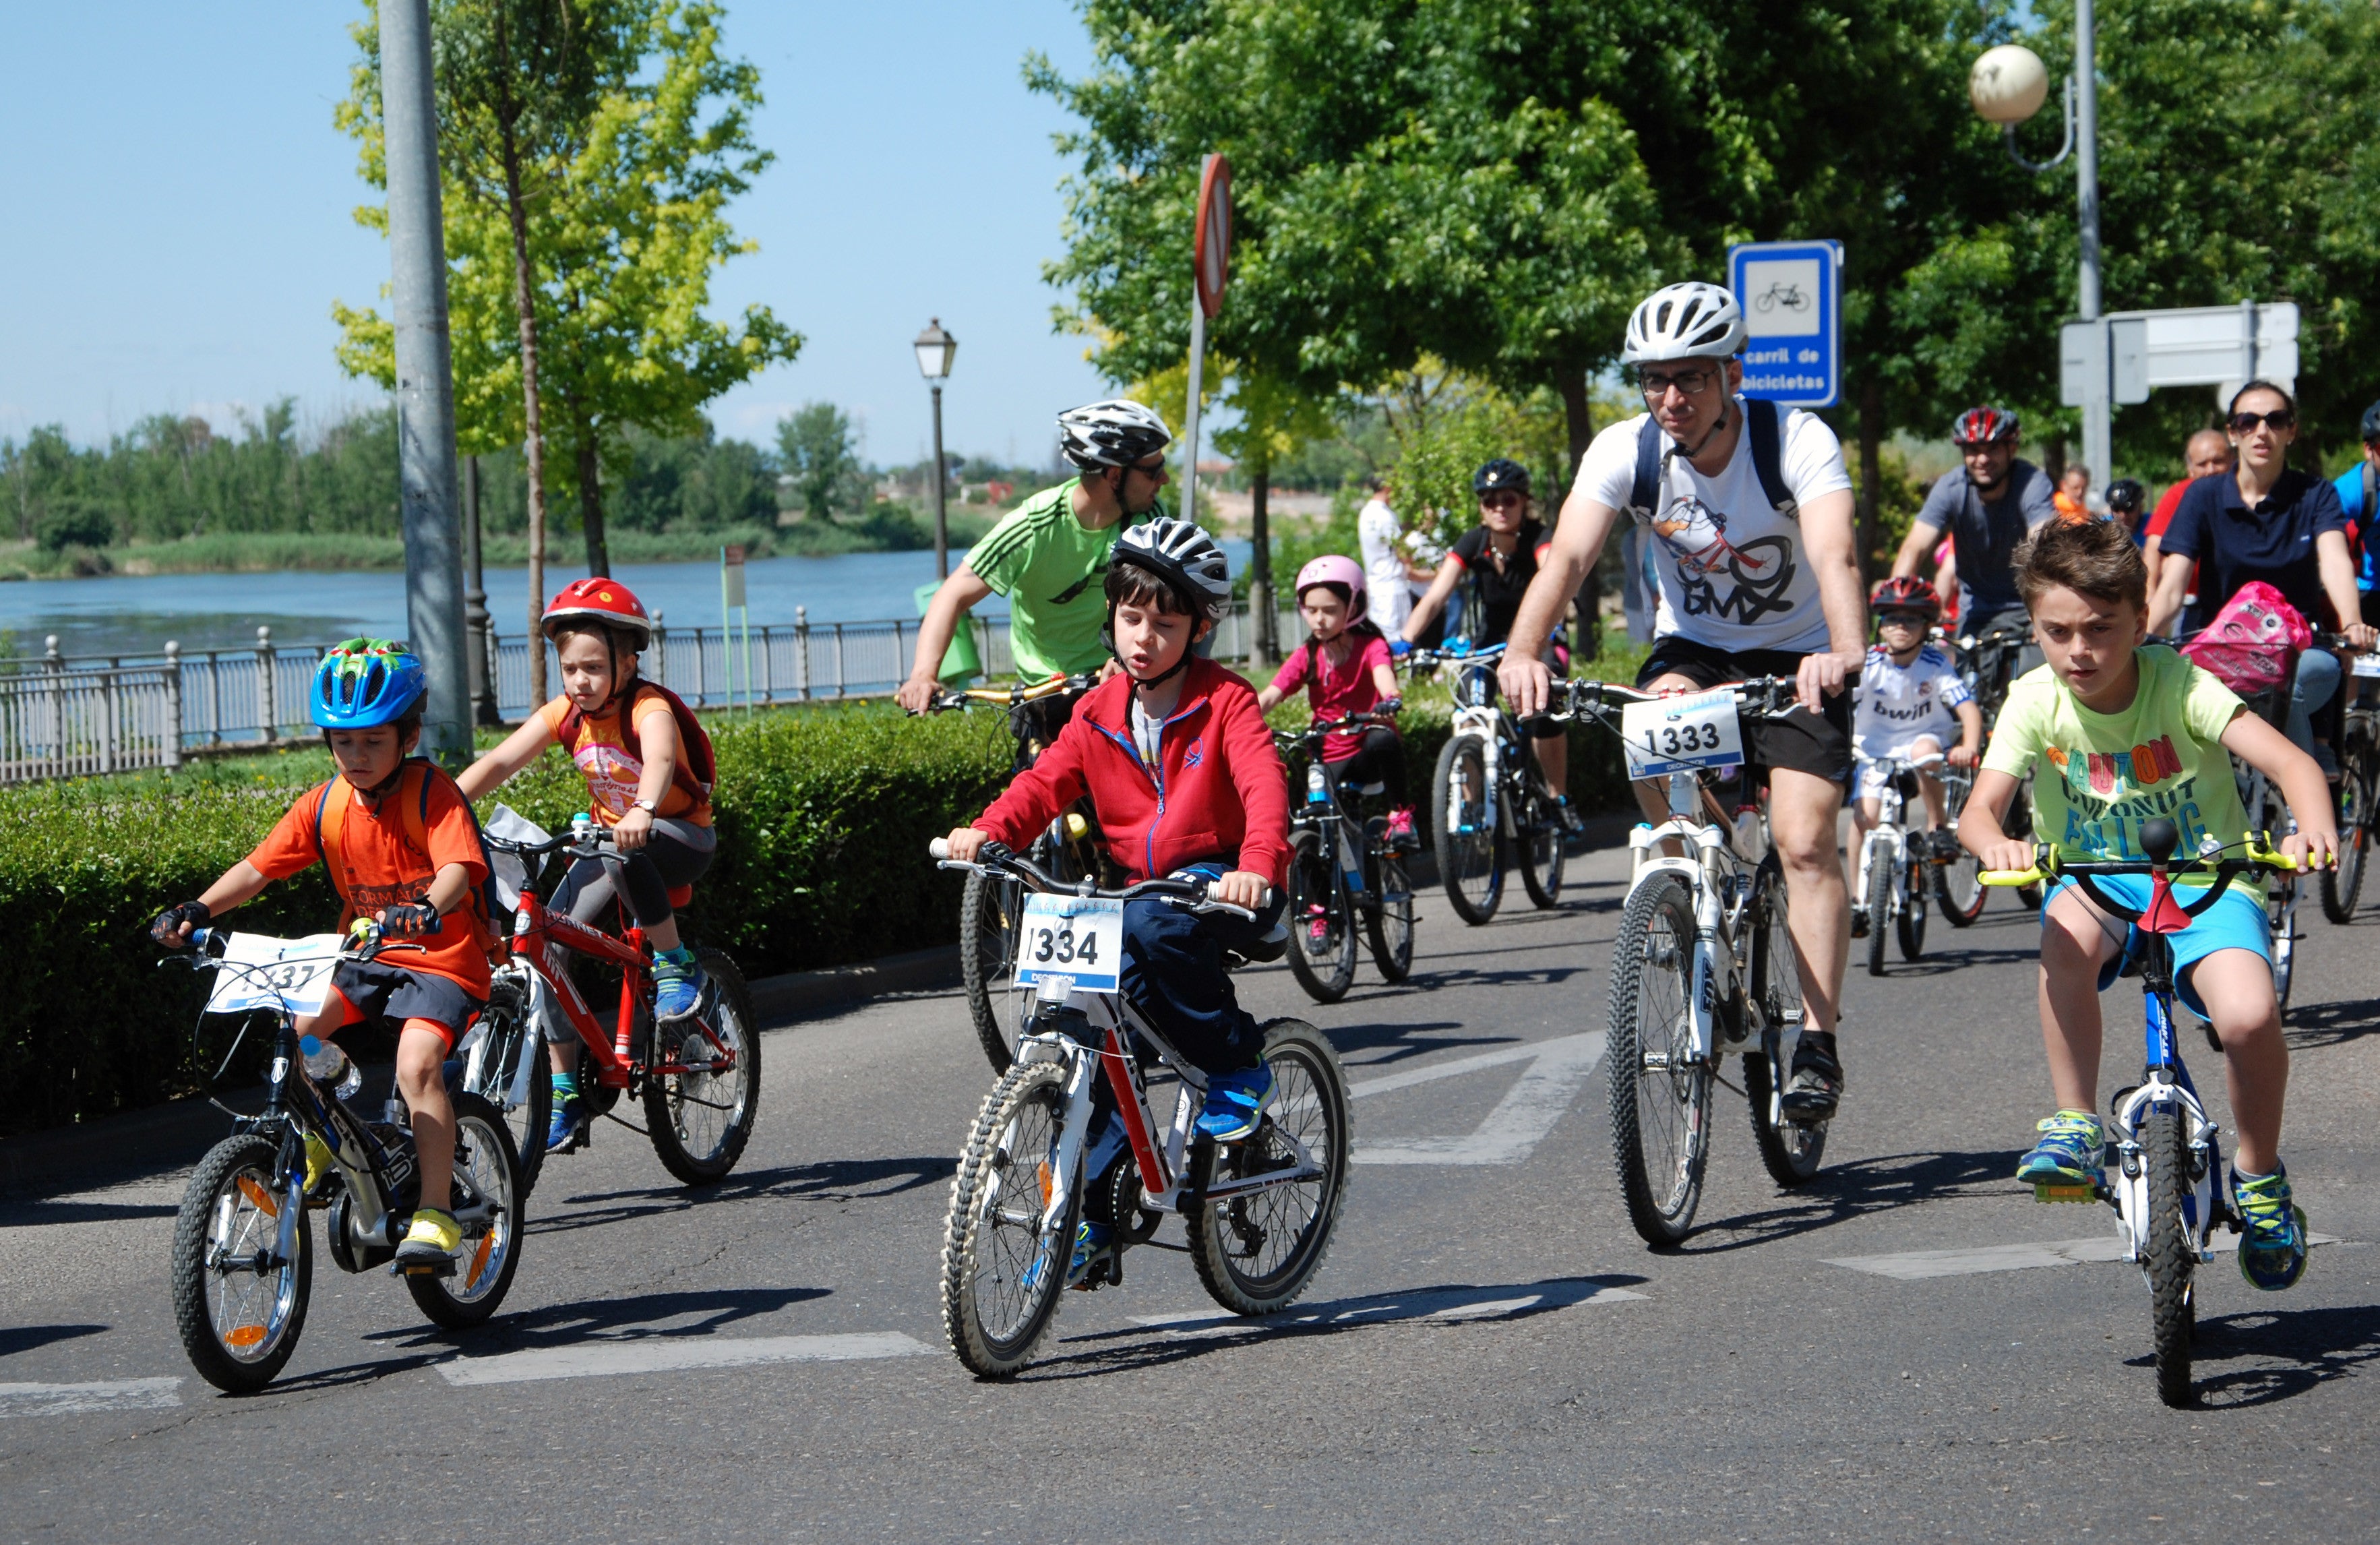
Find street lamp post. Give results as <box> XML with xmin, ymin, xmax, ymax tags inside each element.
<box><xmin>914</xmin><ymin>318</ymin><xmax>958</xmax><ymax>579</ymax></box>
<box><xmin>1972</xmin><ymin>11</ymin><xmax>2108</xmax><ymax>481</ymax></box>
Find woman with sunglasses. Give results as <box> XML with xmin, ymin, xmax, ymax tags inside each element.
<box><xmin>1399</xmin><ymin>458</ymin><xmax>1575</xmax><ymax>817</ymax></box>
<box><xmin>2148</xmin><ymin>382</ymin><xmax>2379</xmax><ymax>772</ymax></box>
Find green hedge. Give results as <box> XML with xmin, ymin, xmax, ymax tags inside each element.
<box><xmin>0</xmin><ymin>653</ymin><xmax>1644</xmax><ymax>1135</ymax></box>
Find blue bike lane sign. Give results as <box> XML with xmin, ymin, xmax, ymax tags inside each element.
<box><xmin>1728</xmin><ymin>239</ymin><xmax>1843</xmax><ymax>408</ymax></box>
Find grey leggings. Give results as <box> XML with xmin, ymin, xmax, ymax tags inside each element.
<box><xmin>544</xmin><ymin>818</ymin><xmax>714</xmax><ymax>1044</ymax></box>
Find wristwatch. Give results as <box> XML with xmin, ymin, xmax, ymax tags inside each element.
<box><xmin>633</xmin><ymin>798</ymin><xmax>659</xmax><ymax>814</ymax></box>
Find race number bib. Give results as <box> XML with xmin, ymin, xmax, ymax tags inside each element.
<box><xmin>1620</xmin><ymin>688</ymin><xmax>1744</xmax><ymax>779</ymax></box>
<box><xmin>1012</xmin><ymin>894</ymin><xmax>1124</xmax><ymax>994</ymax></box>
<box><xmin>2354</xmin><ymin>653</ymin><xmax>2380</xmax><ymax>679</ymax></box>
<box><xmin>205</xmin><ymin>932</ymin><xmax>345</xmax><ymax>1018</ymax></box>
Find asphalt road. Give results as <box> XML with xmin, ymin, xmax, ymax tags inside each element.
<box><xmin>4</xmin><ymin>837</ymin><xmax>2377</xmax><ymax>1544</ymax></box>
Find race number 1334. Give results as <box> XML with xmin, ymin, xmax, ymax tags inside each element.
<box><xmin>1013</xmin><ymin>894</ymin><xmax>1124</xmax><ymax>992</ymax></box>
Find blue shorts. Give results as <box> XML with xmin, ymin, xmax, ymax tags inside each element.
<box><xmin>2049</xmin><ymin>874</ymin><xmax>2271</xmax><ymax>1020</ymax></box>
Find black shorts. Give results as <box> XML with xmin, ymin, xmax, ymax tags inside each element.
<box><xmin>1635</xmin><ymin>636</ymin><xmax>1856</xmax><ymax>785</ymax></box>
<box><xmin>327</xmin><ymin>959</ymin><xmax>485</xmax><ymax>1049</ymax></box>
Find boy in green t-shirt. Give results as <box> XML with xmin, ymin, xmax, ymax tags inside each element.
<box><xmin>1959</xmin><ymin>518</ymin><xmax>2336</xmax><ymax>1291</ymax></box>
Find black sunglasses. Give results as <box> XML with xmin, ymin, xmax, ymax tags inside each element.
<box><xmin>2229</xmin><ymin>408</ymin><xmax>2296</xmax><ymax>433</ymax></box>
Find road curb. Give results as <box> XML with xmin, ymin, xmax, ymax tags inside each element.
<box><xmin>747</xmin><ymin>943</ymin><xmax>963</xmax><ymax>1021</ymax></box>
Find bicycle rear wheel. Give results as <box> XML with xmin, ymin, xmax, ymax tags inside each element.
<box><xmin>2321</xmin><ymin>755</ymin><xmax>2371</xmax><ymax>922</ymax></box>
<box><xmin>642</xmin><ymin>950</ymin><xmax>760</xmax><ymax>1184</ymax></box>
<box><xmin>1932</xmin><ymin>772</ymin><xmax>1987</xmax><ymax>925</ymax></box>
<box><xmin>1285</xmin><ymin>829</ymin><xmax>1357</xmax><ymax>1003</ymax></box>
<box><xmin>1608</xmin><ymin>872</ymin><xmax>1709</xmax><ymax>1244</ymax></box>
<box><xmin>1188</xmin><ymin>1019</ymin><xmax>1351</xmax><ymax>1314</ymax></box>
<box><xmin>1434</xmin><ymin>733</ymin><xmax>1504</xmax><ymax>925</ymax></box>
<box><xmin>1517</xmin><ymin>780</ymin><xmax>1566</xmax><ymax>910</ymax></box>
<box><xmin>1366</xmin><ymin>849</ymin><xmax>1416</xmax><ymax>983</ymax></box>
<box><xmin>2267</xmin><ymin>878</ymin><xmax>2297</xmax><ymax>1019</ymax></box>
<box><xmin>941</xmin><ymin>1060</ymin><xmax>1077</xmax><ymax>1378</ymax></box>
<box><xmin>960</xmin><ymin>868</ymin><xmax>1030</xmax><ymax>1073</ymax></box>
<box><xmin>1746</xmin><ymin>861</ymin><xmax>1825</xmax><ymax>1186</ymax></box>
<box><xmin>406</xmin><ymin>1092</ymin><xmax>524</xmax><ymax>1328</ymax></box>
<box><xmin>465</xmin><ymin>969</ymin><xmax>547</xmax><ymax>1202</ymax></box>
<box><xmin>172</xmin><ymin>1132</ymin><xmax>310</xmax><ymax>1393</ymax></box>
<box><xmin>2143</xmin><ymin>1106</ymin><xmax>2196</xmax><ymax>1407</ymax></box>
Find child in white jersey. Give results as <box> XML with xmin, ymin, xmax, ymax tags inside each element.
<box><xmin>1849</xmin><ymin>577</ymin><xmax>1980</xmax><ymax>935</ymax></box>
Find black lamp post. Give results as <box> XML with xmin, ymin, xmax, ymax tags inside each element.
<box><xmin>914</xmin><ymin>318</ymin><xmax>958</xmax><ymax>578</ymax></box>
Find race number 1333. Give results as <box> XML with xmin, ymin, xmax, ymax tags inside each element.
<box><xmin>1620</xmin><ymin>688</ymin><xmax>1744</xmax><ymax>778</ymax></box>
<box><xmin>1013</xmin><ymin>894</ymin><xmax>1125</xmax><ymax>992</ymax></box>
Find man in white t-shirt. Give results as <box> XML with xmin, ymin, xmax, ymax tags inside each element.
<box><xmin>1357</xmin><ymin>476</ymin><xmax>1428</xmax><ymax>633</ymax></box>
<box><xmin>1500</xmin><ymin>280</ymin><xmax>1867</xmax><ymax>1124</ymax></box>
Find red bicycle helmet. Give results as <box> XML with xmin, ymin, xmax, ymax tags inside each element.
<box><xmin>1951</xmin><ymin>406</ymin><xmax>2021</xmax><ymax>448</ymax></box>
<box><xmin>1871</xmin><ymin>575</ymin><xmax>1942</xmax><ymax>619</ymax></box>
<box><xmin>543</xmin><ymin>577</ymin><xmax>653</xmax><ymax>650</ymax></box>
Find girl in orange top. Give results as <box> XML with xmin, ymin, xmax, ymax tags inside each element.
<box><xmin>459</xmin><ymin>579</ymin><xmax>716</xmax><ymax>1153</ymax></box>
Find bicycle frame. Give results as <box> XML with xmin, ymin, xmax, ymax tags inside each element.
<box><xmin>501</xmin><ymin>870</ymin><xmax>736</xmax><ymax>1091</ymax></box>
<box><xmin>1625</xmin><ymin>769</ymin><xmax>1764</xmax><ymax>1068</ymax></box>
<box><xmin>2107</xmin><ymin>938</ymin><xmax>2224</xmax><ymax>1267</ymax></box>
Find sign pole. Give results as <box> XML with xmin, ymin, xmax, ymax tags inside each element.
<box><xmin>1180</xmin><ymin>303</ymin><xmax>1207</xmax><ymax>526</ymax></box>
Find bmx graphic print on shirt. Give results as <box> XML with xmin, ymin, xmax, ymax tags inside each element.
<box><xmin>1649</xmin><ymin>494</ymin><xmax>1799</xmax><ymax>626</ymax></box>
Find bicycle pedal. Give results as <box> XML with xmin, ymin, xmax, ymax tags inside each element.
<box><xmin>394</xmin><ymin>1257</ymin><xmax>457</xmax><ymax>1278</ymax></box>
<box><xmin>2032</xmin><ymin>1182</ymin><xmax>2099</xmax><ymax>1205</ymax></box>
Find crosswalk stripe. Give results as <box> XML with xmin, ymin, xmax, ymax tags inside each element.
<box><xmin>435</xmin><ymin>1331</ymin><xmax>935</xmax><ymax>1387</ymax></box>
<box><xmin>1353</xmin><ymin>1031</ymin><xmax>1606</xmax><ymax>1165</ymax></box>
<box><xmin>0</xmin><ymin>1378</ymin><xmax>182</xmax><ymax>1417</ymax></box>
<box><xmin>1826</xmin><ymin>1232</ymin><xmax>2342</xmax><ymax>1281</ymax></box>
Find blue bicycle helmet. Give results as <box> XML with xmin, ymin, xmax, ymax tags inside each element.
<box><xmin>310</xmin><ymin>638</ymin><xmax>427</xmax><ymax>729</ymax></box>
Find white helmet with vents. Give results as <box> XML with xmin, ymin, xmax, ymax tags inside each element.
<box><xmin>1622</xmin><ymin>282</ymin><xmax>1747</xmax><ymax>365</ymax></box>
<box><xmin>1111</xmin><ymin>518</ymin><xmax>1233</xmax><ymax>622</ymax></box>
<box><xmin>1058</xmin><ymin>398</ymin><xmax>1173</xmax><ymax>470</ymax></box>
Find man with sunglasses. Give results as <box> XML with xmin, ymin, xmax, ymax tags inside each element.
<box><xmin>897</xmin><ymin>400</ymin><xmax>1169</xmax><ymax>723</ymax></box>
<box><xmin>2149</xmin><ymin>382</ymin><xmax>2379</xmax><ymax>770</ymax></box>
<box><xmin>1889</xmin><ymin>406</ymin><xmax>2056</xmax><ymax>650</ymax></box>
<box><xmin>1500</xmin><ymin>280</ymin><xmax>1864</xmax><ymax>1123</ymax></box>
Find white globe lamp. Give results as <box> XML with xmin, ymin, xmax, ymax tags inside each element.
<box><xmin>1970</xmin><ymin>43</ymin><xmax>2050</xmax><ymax>125</ymax></box>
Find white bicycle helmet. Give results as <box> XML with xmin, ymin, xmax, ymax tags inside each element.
<box><xmin>1058</xmin><ymin>398</ymin><xmax>1173</xmax><ymax>471</ymax></box>
<box><xmin>1622</xmin><ymin>282</ymin><xmax>1747</xmax><ymax>365</ymax></box>
<box><xmin>1111</xmin><ymin>518</ymin><xmax>1233</xmax><ymax>622</ymax></box>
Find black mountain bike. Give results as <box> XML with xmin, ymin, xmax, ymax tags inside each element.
<box><xmin>1275</xmin><ymin>713</ymin><xmax>1417</xmax><ymax>1001</ymax></box>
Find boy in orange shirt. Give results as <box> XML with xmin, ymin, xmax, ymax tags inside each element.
<box><xmin>154</xmin><ymin>640</ymin><xmax>491</xmax><ymax>1269</ymax></box>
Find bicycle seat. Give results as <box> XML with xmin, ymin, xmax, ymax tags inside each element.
<box><xmin>1225</xmin><ymin>923</ymin><xmax>1291</xmax><ymax>969</ymax></box>
<box><xmin>1353</xmin><ymin>781</ymin><xmax>1386</xmax><ymax>797</ymax></box>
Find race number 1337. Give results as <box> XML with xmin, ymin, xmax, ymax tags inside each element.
<box><xmin>1620</xmin><ymin>688</ymin><xmax>1744</xmax><ymax>778</ymax></box>
<box><xmin>1013</xmin><ymin>894</ymin><xmax>1124</xmax><ymax>992</ymax></box>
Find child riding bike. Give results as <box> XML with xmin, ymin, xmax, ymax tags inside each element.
<box><xmin>1848</xmin><ymin>576</ymin><xmax>1981</xmax><ymax>937</ymax></box>
<box><xmin>152</xmin><ymin>639</ymin><xmax>492</xmax><ymax>1270</ymax></box>
<box><xmin>940</xmin><ymin>518</ymin><xmax>1291</xmax><ymax>1291</ymax></box>
<box><xmin>457</xmin><ymin>578</ymin><xmax>717</xmax><ymax>1155</ymax></box>
<box><xmin>1959</xmin><ymin>518</ymin><xmax>2333</xmax><ymax>1291</ymax></box>
<box><xmin>1256</xmin><ymin>553</ymin><xmax>1415</xmax><ymax>851</ymax></box>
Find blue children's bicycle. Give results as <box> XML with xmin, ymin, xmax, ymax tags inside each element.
<box><xmin>1981</xmin><ymin>817</ymin><xmax>2304</xmax><ymax>1407</ymax></box>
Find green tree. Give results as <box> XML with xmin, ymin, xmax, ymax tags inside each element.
<box><xmin>776</xmin><ymin>402</ymin><xmax>862</xmax><ymax>522</ymax></box>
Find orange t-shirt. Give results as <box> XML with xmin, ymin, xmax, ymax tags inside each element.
<box><xmin>246</xmin><ymin>772</ymin><xmax>493</xmax><ymax>995</ymax></box>
<box><xmin>535</xmin><ymin>686</ymin><xmax>713</xmax><ymax>828</ymax></box>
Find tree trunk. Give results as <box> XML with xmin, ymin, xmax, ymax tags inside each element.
<box><xmin>500</xmin><ymin>114</ymin><xmax>554</xmax><ymax>704</ymax></box>
<box><xmin>1250</xmin><ymin>462</ymin><xmax>1274</xmax><ymax>665</ymax></box>
<box><xmin>576</xmin><ymin>425</ymin><xmax>609</xmax><ymax>578</ymax></box>
<box><xmin>1856</xmin><ymin>374</ymin><xmax>1885</xmax><ymax>586</ymax></box>
<box><xmin>1559</xmin><ymin>368</ymin><xmax>1599</xmax><ymax>661</ymax></box>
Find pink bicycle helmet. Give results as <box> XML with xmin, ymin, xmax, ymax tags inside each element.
<box><xmin>1294</xmin><ymin>553</ymin><xmax>1368</xmax><ymax>612</ymax></box>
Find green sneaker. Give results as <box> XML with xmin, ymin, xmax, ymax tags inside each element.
<box><xmin>2232</xmin><ymin>1165</ymin><xmax>2309</xmax><ymax>1292</ymax></box>
<box><xmin>2016</xmin><ymin>1110</ymin><xmax>2103</xmax><ymax>1198</ymax></box>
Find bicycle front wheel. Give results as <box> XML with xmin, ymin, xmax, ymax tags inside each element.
<box><xmin>2143</xmin><ymin>1106</ymin><xmax>2196</xmax><ymax>1407</ymax></box>
<box><xmin>1517</xmin><ymin>781</ymin><xmax>1566</xmax><ymax>910</ymax></box>
<box><xmin>1285</xmin><ymin>829</ymin><xmax>1357</xmax><ymax>1003</ymax></box>
<box><xmin>1864</xmin><ymin>843</ymin><xmax>1893</xmax><ymax>977</ymax></box>
<box><xmin>941</xmin><ymin>1060</ymin><xmax>1078</xmax><ymax>1378</ymax></box>
<box><xmin>171</xmin><ymin>1133</ymin><xmax>310</xmax><ymax>1393</ymax></box>
<box><xmin>1607</xmin><ymin>872</ymin><xmax>1709</xmax><ymax>1244</ymax></box>
<box><xmin>1747</xmin><ymin>861</ymin><xmax>1825</xmax><ymax>1186</ymax></box>
<box><xmin>1434</xmin><ymin>733</ymin><xmax>1504</xmax><ymax>925</ymax></box>
<box><xmin>406</xmin><ymin>1092</ymin><xmax>524</xmax><ymax>1329</ymax></box>
<box><xmin>2321</xmin><ymin>758</ymin><xmax>2371</xmax><ymax>922</ymax></box>
<box><xmin>1897</xmin><ymin>841</ymin><xmax>1928</xmax><ymax>962</ymax></box>
<box><xmin>1187</xmin><ymin>1019</ymin><xmax>1351</xmax><ymax>1315</ymax></box>
<box><xmin>2267</xmin><ymin>879</ymin><xmax>2296</xmax><ymax>1019</ymax></box>
<box><xmin>642</xmin><ymin>950</ymin><xmax>760</xmax><ymax>1184</ymax></box>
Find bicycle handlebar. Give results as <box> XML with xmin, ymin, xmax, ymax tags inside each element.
<box><xmin>1275</xmin><ymin>710</ymin><xmax>1397</xmax><ymax>749</ymax></box>
<box><xmin>912</xmin><ymin>672</ymin><xmax>1098</xmax><ymax>716</ymax></box>
<box><xmin>1978</xmin><ymin>835</ymin><xmax>2299</xmax><ymax>928</ymax></box>
<box><xmin>1550</xmin><ymin>675</ymin><xmax>1804</xmax><ymax>723</ymax></box>
<box><xmin>927</xmin><ymin>837</ymin><xmax>1273</xmax><ymax>919</ymax></box>
<box><xmin>1401</xmin><ymin>642</ymin><xmax>1508</xmax><ymax>669</ymax></box>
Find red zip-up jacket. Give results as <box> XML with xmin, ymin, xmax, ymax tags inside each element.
<box><xmin>973</xmin><ymin>655</ymin><xmax>1291</xmax><ymax>888</ymax></box>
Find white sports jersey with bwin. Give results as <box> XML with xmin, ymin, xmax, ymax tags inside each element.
<box><xmin>1854</xmin><ymin>644</ymin><xmax>1972</xmax><ymax>760</ymax></box>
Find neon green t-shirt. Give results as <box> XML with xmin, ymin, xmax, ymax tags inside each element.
<box><xmin>963</xmin><ymin>481</ymin><xmax>1121</xmax><ymax>680</ymax></box>
<box><xmin>1982</xmin><ymin>645</ymin><xmax>2254</xmax><ymax>886</ymax></box>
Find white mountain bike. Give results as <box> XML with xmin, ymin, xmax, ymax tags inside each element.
<box><xmin>1552</xmin><ymin>677</ymin><xmax>1825</xmax><ymax>1245</ymax></box>
<box><xmin>1851</xmin><ymin>752</ymin><xmax>1945</xmax><ymax>975</ymax></box>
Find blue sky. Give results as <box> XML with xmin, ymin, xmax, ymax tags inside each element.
<box><xmin>0</xmin><ymin>1</ymin><xmax>1113</xmax><ymax>467</ymax></box>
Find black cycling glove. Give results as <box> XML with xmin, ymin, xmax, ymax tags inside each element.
<box><xmin>152</xmin><ymin>901</ymin><xmax>212</xmax><ymax>949</ymax></box>
<box><xmin>1378</xmin><ymin>696</ymin><xmax>1405</xmax><ymax>717</ymax></box>
<box><xmin>379</xmin><ymin>903</ymin><xmax>442</xmax><ymax>938</ymax></box>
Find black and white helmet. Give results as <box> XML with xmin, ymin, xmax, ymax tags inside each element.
<box><xmin>1111</xmin><ymin>518</ymin><xmax>1233</xmax><ymax>622</ymax></box>
<box><xmin>1622</xmin><ymin>281</ymin><xmax>1746</xmax><ymax>365</ymax></box>
<box><xmin>1058</xmin><ymin>398</ymin><xmax>1173</xmax><ymax>471</ymax></box>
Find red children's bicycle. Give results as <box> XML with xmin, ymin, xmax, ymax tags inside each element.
<box><xmin>471</xmin><ymin>817</ymin><xmax>760</xmax><ymax>1196</ymax></box>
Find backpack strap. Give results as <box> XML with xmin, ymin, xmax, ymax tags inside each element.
<box><xmin>1627</xmin><ymin>415</ymin><xmax>1664</xmax><ymax>520</ymax></box>
<box><xmin>1745</xmin><ymin>398</ymin><xmax>1798</xmax><ymax>518</ymax></box>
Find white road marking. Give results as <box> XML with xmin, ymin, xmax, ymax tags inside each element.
<box><xmin>0</xmin><ymin>1378</ymin><xmax>182</xmax><ymax>1417</ymax></box>
<box><xmin>1351</xmin><ymin>1031</ymin><xmax>1606</xmax><ymax>1165</ymax></box>
<box><xmin>435</xmin><ymin>1331</ymin><xmax>935</xmax><ymax>1387</ymax></box>
<box><xmin>1827</xmin><ymin>1232</ymin><xmax>2343</xmax><ymax>1281</ymax></box>
<box><xmin>1129</xmin><ymin>1277</ymin><xmax>1646</xmax><ymax>1337</ymax></box>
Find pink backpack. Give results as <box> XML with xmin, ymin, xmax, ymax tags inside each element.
<box><xmin>2180</xmin><ymin>581</ymin><xmax>2312</xmax><ymax>698</ymax></box>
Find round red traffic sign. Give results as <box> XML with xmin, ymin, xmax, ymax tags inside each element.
<box><xmin>1194</xmin><ymin>154</ymin><xmax>1231</xmax><ymax>319</ymax></box>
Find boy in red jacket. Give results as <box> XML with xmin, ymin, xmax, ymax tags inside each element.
<box><xmin>944</xmin><ymin>520</ymin><xmax>1289</xmax><ymax>1281</ymax></box>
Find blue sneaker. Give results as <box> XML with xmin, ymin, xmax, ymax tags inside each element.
<box><xmin>545</xmin><ymin>1095</ymin><xmax>587</xmax><ymax>1154</ymax></box>
<box><xmin>652</xmin><ymin>947</ymin><xmax>707</xmax><ymax>1023</ymax></box>
<box><xmin>2016</xmin><ymin>1110</ymin><xmax>2103</xmax><ymax>1196</ymax></box>
<box><xmin>1020</xmin><ymin>1221</ymin><xmax>1113</xmax><ymax>1293</ymax></box>
<box><xmin>2232</xmin><ymin>1165</ymin><xmax>2309</xmax><ymax>1292</ymax></box>
<box><xmin>1196</xmin><ymin>1063</ymin><xmax>1276</xmax><ymax>1143</ymax></box>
